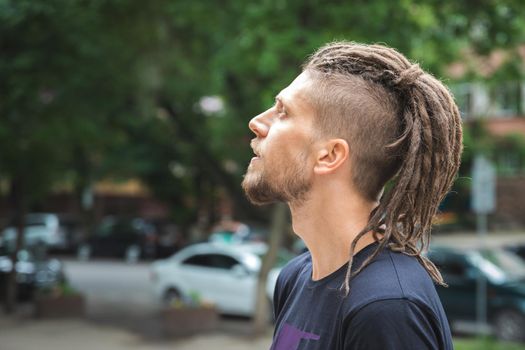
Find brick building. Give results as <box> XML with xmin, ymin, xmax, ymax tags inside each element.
<box><xmin>448</xmin><ymin>46</ymin><xmax>525</xmax><ymax>228</ymax></box>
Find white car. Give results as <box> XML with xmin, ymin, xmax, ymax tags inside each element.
<box><xmin>150</xmin><ymin>242</ymin><xmax>290</xmax><ymax>317</ymax></box>
<box><xmin>1</xmin><ymin>213</ymin><xmax>66</xmax><ymax>250</ymax></box>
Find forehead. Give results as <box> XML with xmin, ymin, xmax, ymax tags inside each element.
<box><xmin>276</xmin><ymin>72</ymin><xmax>315</xmax><ymax>117</ymax></box>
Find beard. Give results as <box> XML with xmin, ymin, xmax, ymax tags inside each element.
<box><xmin>242</xmin><ymin>154</ymin><xmax>311</xmax><ymax>206</ymax></box>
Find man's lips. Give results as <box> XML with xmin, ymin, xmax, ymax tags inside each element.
<box><xmin>251</xmin><ymin>148</ymin><xmax>262</xmax><ymax>159</ymax></box>
<box><xmin>250</xmin><ymin>140</ymin><xmax>262</xmax><ymax>158</ymax></box>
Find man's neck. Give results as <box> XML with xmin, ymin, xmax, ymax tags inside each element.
<box><xmin>289</xmin><ymin>184</ymin><xmax>378</xmax><ymax>281</ymax></box>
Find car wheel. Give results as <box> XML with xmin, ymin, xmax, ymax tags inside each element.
<box><xmin>163</xmin><ymin>288</ymin><xmax>183</xmax><ymax>306</ymax></box>
<box><xmin>494</xmin><ymin>309</ymin><xmax>525</xmax><ymax>342</ymax></box>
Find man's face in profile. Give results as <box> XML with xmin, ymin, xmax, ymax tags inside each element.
<box><xmin>242</xmin><ymin>72</ymin><xmax>318</xmax><ymax>205</ymax></box>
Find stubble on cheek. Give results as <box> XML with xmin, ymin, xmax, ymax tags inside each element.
<box><xmin>241</xmin><ymin>153</ymin><xmax>312</xmax><ymax>206</ymax></box>
<box><xmin>242</xmin><ymin>166</ymin><xmax>284</xmax><ymax>205</ymax></box>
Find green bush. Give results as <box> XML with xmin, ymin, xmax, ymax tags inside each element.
<box><xmin>454</xmin><ymin>337</ymin><xmax>525</xmax><ymax>350</ymax></box>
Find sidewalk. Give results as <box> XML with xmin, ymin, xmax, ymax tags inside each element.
<box><xmin>0</xmin><ymin>313</ymin><xmax>273</xmax><ymax>350</ymax></box>
<box><xmin>432</xmin><ymin>231</ymin><xmax>525</xmax><ymax>248</ymax></box>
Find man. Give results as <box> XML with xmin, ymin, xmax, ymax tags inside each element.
<box><xmin>242</xmin><ymin>42</ymin><xmax>462</xmax><ymax>350</ymax></box>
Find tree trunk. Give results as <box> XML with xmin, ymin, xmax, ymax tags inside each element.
<box><xmin>74</xmin><ymin>181</ymin><xmax>95</xmax><ymax>246</ymax></box>
<box><xmin>74</xmin><ymin>146</ymin><xmax>96</xmax><ymax>244</ymax></box>
<box><xmin>252</xmin><ymin>203</ymin><xmax>288</xmax><ymax>335</ymax></box>
<box><xmin>4</xmin><ymin>178</ymin><xmax>26</xmax><ymax>314</ymax></box>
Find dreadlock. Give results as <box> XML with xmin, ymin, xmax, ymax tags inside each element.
<box><xmin>303</xmin><ymin>42</ymin><xmax>463</xmax><ymax>295</ymax></box>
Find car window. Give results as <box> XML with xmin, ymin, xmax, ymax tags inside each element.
<box><xmin>429</xmin><ymin>251</ymin><xmax>468</xmax><ymax>277</ymax></box>
<box><xmin>113</xmin><ymin>221</ymin><xmax>137</xmax><ymax>236</ymax></box>
<box><xmin>471</xmin><ymin>249</ymin><xmax>525</xmax><ymax>283</ymax></box>
<box><xmin>24</xmin><ymin>219</ymin><xmax>47</xmax><ymax>227</ymax></box>
<box><xmin>26</xmin><ymin>214</ymin><xmax>57</xmax><ymax>227</ymax></box>
<box><xmin>25</xmin><ymin>221</ymin><xmax>47</xmax><ymax>227</ymax></box>
<box><xmin>437</xmin><ymin>260</ymin><xmax>467</xmax><ymax>277</ymax></box>
<box><xmin>210</xmin><ymin>254</ymin><xmax>240</xmax><ymax>269</ymax></box>
<box><xmin>182</xmin><ymin>253</ymin><xmax>240</xmax><ymax>270</ymax></box>
<box><xmin>97</xmin><ymin>219</ymin><xmax>115</xmax><ymax>237</ymax></box>
<box><xmin>512</xmin><ymin>247</ymin><xmax>525</xmax><ymax>262</ymax></box>
<box><xmin>182</xmin><ymin>254</ymin><xmax>210</xmax><ymax>267</ymax></box>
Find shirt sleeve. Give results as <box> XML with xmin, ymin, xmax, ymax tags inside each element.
<box><xmin>272</xmin><ymin>272</ymin><xmax>282</xmax><ymax>321</ymax></box>
<box><xmin>343</xmin><ymin>299</ymin><xmax>443</xmax><ymax>350</ymax></box>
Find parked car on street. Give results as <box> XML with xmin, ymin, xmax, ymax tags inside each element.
<box><xmin>56</xmin><ymin>215</ymin><xmax>85</xmax><ymax>254</ymax></box>
<box><xmin>428</xmin><ymin>245</ymin><xmax>525</xmax><ymax>342</ymax></box>
<box><xmin>78</xmin><ymin>217</ymin><xmax>158</xmax><ymax>261</ymax></box>
<box><xmin>149</xmin><ymin>219</ymin><xmax>185</xmax><ymax>259</ymax></box>
<box><xmin>150</xmin><ymin>242</ymin><xmax>292</xmax><ymax>317</ymax></box>
<box><xmin>1</xmin><ymin>213</ymin><xmax>67</xmax><ymax>251</ymax></box>
<box><xmin>0</xmin><ymin>245</ymin><xmax>66</xmax><ymax>301</ymax></box>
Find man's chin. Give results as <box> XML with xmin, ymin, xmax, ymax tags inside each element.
<box><xmin>242</xmin><ymin>176</ymin><xmax>282</xmax><ymax>206</ymax></box>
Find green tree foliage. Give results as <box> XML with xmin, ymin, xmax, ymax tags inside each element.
<box><xmin>1</xmin><ymin>0</ymin><xmax>524</xmax><ymax>318</ymax></box>
<box><xmin>0</xmin><ymin>0</ymin><xmax>523</xmax><ymax>236</ymax></box>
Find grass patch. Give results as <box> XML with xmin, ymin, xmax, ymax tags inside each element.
<box><xmin>454</xmin><ymin>337</ymin><xmax>525</xmax><ymax>350</ymax></box>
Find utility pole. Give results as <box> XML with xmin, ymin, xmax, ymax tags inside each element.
<box><xmin>471</xmin><ymin>154</ymin><xmax>496</xmax><ymax>335</ymax></box>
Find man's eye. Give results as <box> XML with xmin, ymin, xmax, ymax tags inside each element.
<box><xmin>272</xmin><ymin>100</ymin><xmax>287</xmax><ymax>118</ymax></box>
<box><xmin>277</xmin><ymin>107</ymin><xmax>287</xmax><ymax>117</ymax></box>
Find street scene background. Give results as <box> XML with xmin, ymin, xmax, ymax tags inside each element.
<box><xmin>1</xmin><ymin>1</ymin><xmax>525</xmax><ymax>349</ymax></box>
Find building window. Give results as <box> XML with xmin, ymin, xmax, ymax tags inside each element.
<box><xmin>490</xmin><ymin>81</ymin><xmax>521</xmax><ymax>117</ymax></box>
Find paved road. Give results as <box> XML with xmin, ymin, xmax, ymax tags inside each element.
<box><xmin>14</xmin><ymin>233</ymin><xmax>521</xmax><ymax>350</ymax></box>
<box><xmin>0</xmin><ymin>258</ymin><xmax>273</xmax><ymax>350</ymax></box>
<box><xmin>432</xmin><ymin>231</ymin><xmax>525</xmax><ymax>248</ymax></box>
<box><xmin>0</xmin><ymin>316</ymin><xmax>273</xmax><ymax>350</ymax></box>
<box><xmin>63</xmin><ymin>258</ymin><xmax>263</xmax><ymax>340</ymax></box>
<box><xmin>63</xmin><ymin>259</ymin><xmax>165</xmax><ymax>339</ymax></box>
<box><xmin>64</xmin><ymin>259</ymin><xmax>158</xmax><ymax>316</ymax></box>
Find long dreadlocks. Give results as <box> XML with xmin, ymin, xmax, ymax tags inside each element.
<box><xmin>303</xmin><ymin>42</ymin><xmax>463</xmax><ymax>295</ymax></box>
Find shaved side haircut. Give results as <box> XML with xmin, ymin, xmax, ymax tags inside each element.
<box><xmin>302</xmin><ymin>42</ymin><xmax>463</xmax><ymax>294</ymax></box>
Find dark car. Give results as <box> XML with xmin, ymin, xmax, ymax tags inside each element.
<box><xmin>78</xmin><ymin>217</ymin><xmax>158</xmax><ymax>261</ymax></box>
<box><xmin>428</xmin><ymin>246</ymin><xmax>525</xmax><ymax>342</ymax></box>
<box><xmin>505</xmin><ymin>244</ymin><xmax>525</xmax><ymax>263</ymax></box>
<box><xmin>149</xmin><ymin>219</ymin><xmax>184</xmax><ymax>259</ymax></box>
<box><xmin>56</xmin><ymin>215</ymin><xmax>85</xmax><ymax>254</ymax></box>
<box><xmin>0</xmin><ymin>246</ymin><xmax>66</xmax><ymax>302</ymax></box>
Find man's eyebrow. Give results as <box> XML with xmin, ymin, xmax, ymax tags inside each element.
<box><xmin>275</xmin><ymin>95</ymin><xmax>291</xmax><ymax>111</ymax></box>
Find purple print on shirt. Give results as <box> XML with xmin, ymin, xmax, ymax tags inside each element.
<box><xmin>270</xmin><ymin>323</ymin><xmax>321</xmax><ymax>350</ymax></box>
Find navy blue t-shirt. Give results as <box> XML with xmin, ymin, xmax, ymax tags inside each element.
<box><xmin>270</xmin><ymin>242</ymin><xmax>453</xmax><ymax>350</ymax></box>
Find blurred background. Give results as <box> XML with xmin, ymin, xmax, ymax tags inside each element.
<box><xmin>1</xmin><ymin>0</ymin><xmax>525</xmax><ymax>349</ymax></box>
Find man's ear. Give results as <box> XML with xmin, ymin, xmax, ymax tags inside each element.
<box><xmin>313</xmin><ymin>139</ymin><xmax>349</xmax><ymax>175</ymax></box>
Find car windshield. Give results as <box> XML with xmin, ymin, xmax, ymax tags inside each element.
<box><xmin>468</xmin><ymin>248</ymin><xmax>525</xmax><ymax>284</ymax></box>
<box><xmin>25</xmin><ymin>214</ymin><xmax>53</xmax><ymax>227</ymax></box>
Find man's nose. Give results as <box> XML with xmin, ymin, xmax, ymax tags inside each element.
<box><xmin>248</xmin><ymin>110</ymin><xmax>270</xmax><ymax>137</ymax></box>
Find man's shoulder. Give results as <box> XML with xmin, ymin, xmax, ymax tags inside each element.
<box><xmin>343</xmin><ymin>298</ymin><xmax>452</xmax><ymax>350</ymax></box>
<box><xmin>341</xmin><ymin>249</ymin><xmax>453</xmax><ymax>349</ymax></box>
<box><xmin>344</xmin><ymin>248</ymin><xmax>440</xmax><ymax>314</ymax></box>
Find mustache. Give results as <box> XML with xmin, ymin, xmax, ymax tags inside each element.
<box><xmin>250</xmin><ymin>139</ymin><xmax>262</xmax><ymax>157</ymax></box>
